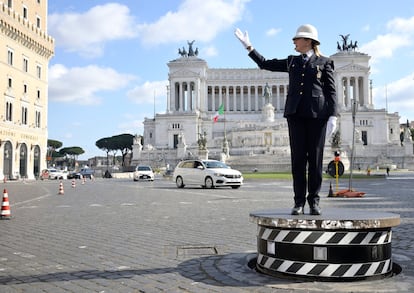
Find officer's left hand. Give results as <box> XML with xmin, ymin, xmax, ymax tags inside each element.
<box><xmin>326</xmin><ymin>116</ymin><xmax>337</xmax><ymax>139</ymax></box>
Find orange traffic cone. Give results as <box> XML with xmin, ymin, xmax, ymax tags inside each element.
<box><xmin>58</xmin><ymin>181</ymin><xmax>64</xmax><ymax>195</ymax></box>
<box><xmin>1</xmin><ymin>189</ymin><xmax>11</xmax><ymax>219</ymax></box>
<box><xmin>71</xmin><ymin>179</ymin><xmax>76</xmax><ymax>188</ymax></box>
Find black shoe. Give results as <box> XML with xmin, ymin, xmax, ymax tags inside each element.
<box><xmin>291</xmin><ymin>206</ymin><xmax>304</xmax><ymax>215</ymax></box>
<box><xmin>309</xmin><ymin>204</ymin><xmax>321</xmax><ymax>215</ymax></box>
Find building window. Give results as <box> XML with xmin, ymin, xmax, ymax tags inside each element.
<box><xmin>7</xmin><ymin>0</ymin><xmax>12</xmax><ymax>9</ymax></box>
<box><xmin>8</xmin><ymin>77</ymin><xmax>12</xmax><ymax>88</ymax></box>
<box><xmin>7</xmin><ymin>49</ymin><xmax>13</xmax><ymax>66</ymax></box>
<box><xmin>362</xmin><ymin>130</ymin><xmax>368</xmax><ymax>145</ymax></box>
<box><xmin>21</xmin><ymin>107</ymin><xmax>28</xmax><ymax>125</ymax></box>
<box><xmin>36</xmin><ymin>16</ymin><xmax>41</xmax><ymax>28</ymax></box>
<box><xmin>35</xmin><ymin>111</ymin><xmax>41</xmax><ymax>128</ymax></box>
<box><xmin>23</xmin><ymin>6</ymin><xmax>28</xmax><ymax>19</ymax></box>
<box><xmin>6</xmin><ymin>102</ymin><xmax>13</xmax><ymax>121</ymax></box>
<box><xmin>36</xmin><ymin>65</ymin><xmax>42</xmax><ymax>79</ymax></box>
<box><xmin>37</xmin><ymin>90</ymin><xmax>41</xmax><ymax>99</ymax></box>
<box><xmin>23</xmin><ymin>84</ymin><xmax>28</xmax><ymax>94</ymax></box>
<box><xmin>173</xmin><ymin>134</ymin><xmax>179</xmax><ymax>149</ymax></box>
<box><xmin>23</xmin><ymin>57</ymin><xmax>28</xmax><ymax>72</ymax></box>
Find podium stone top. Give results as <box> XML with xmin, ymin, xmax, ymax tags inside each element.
<box><xmin>250</xmin><ymin>208</ymin><xmax>400</xmax><ymax>230</ymax></box>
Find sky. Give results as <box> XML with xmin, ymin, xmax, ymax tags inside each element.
<box><xmin>47</xmin><ymin>0</ymin><xmax>414</xmax><ymax>160</ymax></box>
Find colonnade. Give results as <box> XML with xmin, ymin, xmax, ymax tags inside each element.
<box><xmin>170</xmin><ymin>81</ymin><xmax>197</xmax><ymax>112</ymax></box>
<box><xmin>205</xmin><ymin>84</ymin><xmax>289</xmax><ymax>113</ymax></box>
<box><xmin>338</xmin><ymin>75</ymin><xmax>371</xmax><ymax>109</ymax></box>
<box><xmin>169</xmin><ymin>76</ymin><xmax>372</xmax><ymax>114</ymax></box>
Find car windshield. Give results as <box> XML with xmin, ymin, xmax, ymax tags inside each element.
<box><xmin>202</xmin><ymin>161</ymin><xmax>229</xmax><ymax>169</ymax></box>
<box><xmin>138</xmin><ymin>166</ymin><xmax>151</xmax><ymax>171</ymax></box>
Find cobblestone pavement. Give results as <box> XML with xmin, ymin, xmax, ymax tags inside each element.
<box><xmin>0</xmin><ymin>173</ymin><xmax>414</xmax><ymax>292</ymax></box>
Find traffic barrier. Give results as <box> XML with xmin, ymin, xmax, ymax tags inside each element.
<box><xmin>58</xmin><ymin>181</ymin><xmax>64</xmax><ymax>195</ymax></box>
<box><xmin>71</xmin><ymin>179</ymin><xmax>76</xmax><ymax>188</ymax></box>
<box><xmin>336</xmin><ymin>189</ymin><xmax>365</xmax><ymax>197</ymax></box>
<box><xmin>0</xmin><ymin>189</ymin><xmax>11</xmax><ymax>219</ymax></box>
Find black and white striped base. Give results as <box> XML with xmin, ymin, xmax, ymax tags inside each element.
<box><xmin>250</xmin><ymin>208</ymin><xmax>400</xmax><ymax>281</ymax></box>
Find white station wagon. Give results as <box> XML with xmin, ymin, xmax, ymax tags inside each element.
<box><xmin>173</xmin><ymin>159</ymin><xmax>243</xmax><ymax>189</ymax></box>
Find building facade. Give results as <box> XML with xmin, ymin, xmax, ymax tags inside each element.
<box><xmin>134</xmin><ymin>41</ymin><xmax>414</xmax><ymax>172</ymax></box>
<box><xmin>0</xmin><ymin>0</ymin><xmax>54</xmax><ymax>180</ymax></box>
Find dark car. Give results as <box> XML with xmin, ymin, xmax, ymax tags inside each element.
<box><xmin>80</xmin><ymin>168</ymin><xmax>95</xmax><ymax>179</ymax></box>
<box><xmin>67</xmin><ymin>172</ymin><xmax>82</xmax><ymax>179</ymax></box>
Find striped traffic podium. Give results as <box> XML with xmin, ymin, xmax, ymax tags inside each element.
<box><xmin>250</xmin><ymin>208</ymin><xmax>400</xmax><ymax>281</ymax></box>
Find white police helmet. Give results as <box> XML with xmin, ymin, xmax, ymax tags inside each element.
<box><xmin>293</xmin><ymin>24</ymin><xmax>320</xmax><ymax>45</ymax></box>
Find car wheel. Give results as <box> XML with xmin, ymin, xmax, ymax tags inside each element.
<box><xmin>176</xmin><ymin>176</ymin><xmax>184</xmax><ymax>188</ymax></box>
<box><xmin>231</xmin><ymin>185</ymin><xmax>241</xmax><ymax>189</ymax></box>
<box><xmin>205</xmin><ymin>177</ymin><xmax>214</xmax><ymax>189</ymax></box>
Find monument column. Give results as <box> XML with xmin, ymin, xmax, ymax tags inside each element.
<box><xmin>276</xmin><ymin>85</ymin><xmax>280</xmax><ymax>112</ymax></box>
<box><xmin>248</xmin><ymin>86</ymin><xmax>252</xmax><ymax>111</ymax></box>
<box><xmin>345</xmin><ymin>76</ymin><xmax>351</xmax><ymax>109</ymax></box>
<box><xmin>240</xmin><ymin>86</ymin><xmax>244</xmax><ymax>112</ymax></box>
<box><xmin>179</xmin><ymin>82</ymin><xmax>184</xmax><ymax>111</ymax></box>
<box><xmin>211</xmin><ymin>86</ymin><xmax>215</xmax><ymax>111</ymax></box>
<box><xmin>254</xmin><ymin>86</ymin><xmax>259</xmax><ymax>111</ymax></box>
<box><xmin>219</xmin><ymin>85</ymin><xmax>223</xmax><ymax>110</ymax></box>
<box><xmin>225</xmin><ymin>86</ymin><xmax>230</xmax><ymax>112</ymax></box>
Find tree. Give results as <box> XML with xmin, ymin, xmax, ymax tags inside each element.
<box><xmin>96</xmin><ymin>137</ymin><xmax>114</xmax><ymax>170</ymax></box>
<box><xmin>47</xmin><ymin>139</ymin><xmax>63</xmax><ymax>167</ymax></box>
<box><xmin>112</xmin><ymin>134</ymin><xmax>134</xmax><ymax>166</ymax></box>
<box><xmin>96</xmin><ymin>134</ymin><xmax>134</xmax><ymax>168</ymax></box>
<box><xmin>59</xmin><ymin>146</ymin><xmax>85</xmax><ymax>168</ymax></box>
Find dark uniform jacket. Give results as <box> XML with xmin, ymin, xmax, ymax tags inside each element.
<box><xmin>248</xmin><ymin>49</ymin><xmax>338</xmax><ymax>119</ymax></box>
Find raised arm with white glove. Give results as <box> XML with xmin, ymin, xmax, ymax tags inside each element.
<box><xmin>326</xmin><ymin>116</ymin><xmax>337</xmax><ymax>139</ymax></box>
<box><xmin>234</xmin><ymin>28</ymin><xmax>252</xmax><ymax>51</ymax></box>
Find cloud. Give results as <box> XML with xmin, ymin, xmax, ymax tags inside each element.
<box><xmin>203</xmin><ymin>46</ymin><xmax>218</xmax><ymax>57</ymax></box>
<box><xmin>49</xmin><ymin>3</ymin><xmax>137</xmax><ymax>57</ymax></box>
<box><xmin>137</xmin><ymin>0</ymin><xmax>249</xmax><ymax>46</ymax></box>
<box><xmin>49</xmin><ymin>64</ymin><xmax>136</xmax><ymax>105</ymax></box>
<box><xmin>266</xmin><ymin>28</ymin><xmax>281</xmax><ymax>37</ymax></box>
<box><xmin>127</xmin><ymin>80</ymin><xmax>169</xmax><ymax>105</ymax></box>
<box><xmin>373</xmin><ymin>73</ymin><xmax>414</xmax><ymax>121</ymax></box>
<box><xmin>360</xmin><ymin>16</ymin><xmax>414</xmax><ymax>63</ymax></box>
<box><xmin>117</xmin><ymin>113</ymin><xmax>146</xmax><ymax>135</ymax></box>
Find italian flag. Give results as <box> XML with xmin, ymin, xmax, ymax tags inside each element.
<box><xmin>213</xmin><ymin>104</ymin><xmax>224</xmax><ymax>122</ymax></box>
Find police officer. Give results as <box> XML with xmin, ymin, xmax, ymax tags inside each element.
<box><xmin>235</xmin><ymin>24</ymin><xmax>338</xmax><ymax>215</ymax></box>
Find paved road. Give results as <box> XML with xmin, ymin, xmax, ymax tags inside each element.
<box><xmin>0</xmin><ymin>174</ymin><xmax>413</xmax><ymax>292</ymax></box>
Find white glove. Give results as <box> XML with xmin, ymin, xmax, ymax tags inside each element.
<box><xmin>234</xmin><ymin>28</ymin><xmax>251</xmax><ymax>49</ymax></box>
<box><xmin>326</xmin><ymin>116</ymin><xmax>337</xmax><ymax>138</ymax></box>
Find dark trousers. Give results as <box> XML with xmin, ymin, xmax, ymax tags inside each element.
<box><xmin>287</xmin><ymin>117</ymin><xmax>327</xmax><ymax>207</ymax></box>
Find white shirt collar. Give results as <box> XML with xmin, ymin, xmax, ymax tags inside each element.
<box><xmin>303</xmin><ymin>49</ymin><xmax>314</xmax><ymax>58</ymax></box>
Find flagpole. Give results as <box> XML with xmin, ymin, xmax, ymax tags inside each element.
<box><xmin>223</xmin><ymin>106</ymin><xmax>226</xmax><ymax>139</ymax></box>
<box><xmin>222</xmin><ymin>104</ymin><xmax>229</xmax><ymax>160</ymax></box>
